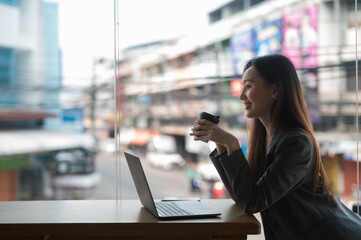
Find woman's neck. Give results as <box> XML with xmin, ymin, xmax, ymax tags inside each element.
<box><xmin>260</xmin><ymin>119</ymin><xmax>275</xmax><ymax>154</ymax></box>
<box><xmin>259</xmin><ymin>118</ymin><xmax>274</xmax><ymax>138</ymax></box>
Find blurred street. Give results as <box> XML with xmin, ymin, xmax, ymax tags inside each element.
<box><xmin>91</xmin><ymin>151</ymin><xmax>206</xmax><ymax>200</ymax></box>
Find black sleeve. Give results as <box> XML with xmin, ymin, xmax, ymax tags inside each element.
<box><xmin>209</xmin><ymin>149</ymin><xmax>240</xmax><ymax>204</ymax></box>
<box><xmin>216</xmin><ymin>132</ymin><xmax>313</xmax><ymax>214</ymax></box>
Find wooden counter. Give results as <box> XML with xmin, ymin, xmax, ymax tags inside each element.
<box><xmin>0</xmin><ymin>199</ymin><xmax>261</xmax><ymax>240</ymax></box>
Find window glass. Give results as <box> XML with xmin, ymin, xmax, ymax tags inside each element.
<box><xmin>0</xmin><ymin>0</ymin><xmax>17</xmax><ymax>7</ymax></box>
<box><xmin>0</xmin><ymin>1</ymin><xmax>359</xmax><ymax>219</ymax></box>
<box><xmin>0</xmin><ymin>0</ymin><xmax>114</xmax><ymax>201</ymax></box>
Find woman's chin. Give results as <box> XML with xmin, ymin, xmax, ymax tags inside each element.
<box><xmin>245</xmin><ymin>111</ymin><xmax>254</xmax><ymax>118</ymax></box>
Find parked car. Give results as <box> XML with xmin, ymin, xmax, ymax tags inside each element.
<box><xmin>53</xmin><ymin>148</ymin><xmax>100</xmax><ymax>190</ymax></box>
<box><xmin>54</xmin><ymin>148</ymin><xmax>96</xmax><ymax>175</ymax></box>
<box><xmin>196</xmin><ymin>161</ymin><xmax>227</xmax><ymax>199</ymax></box>
<box><xmin>210</xmin><ymin>180</ymin><xmax>227</xmax><ymax>199</ymax></box>
<box><xmin>146</xmin><ymin>134</ymin><xmax>185</xmax><ymax>170</ymax></box>
<box><xmin>196</xmin><ymin>161</ymin><xmax>220</xmax><ymax>182</ymax></box>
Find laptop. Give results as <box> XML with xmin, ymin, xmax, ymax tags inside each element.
<box><xmin>124</xmin><ymin>152</ymin><xmax>222</xmax><ymax>220</ymax></box>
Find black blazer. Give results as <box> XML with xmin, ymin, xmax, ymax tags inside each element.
<box><xmin>210</xmin><ymin>131</ymin><xmax>361</xmax><ymax>240</ymax></box>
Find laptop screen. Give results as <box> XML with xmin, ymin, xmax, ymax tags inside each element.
<box><xmin>124</xmin><ymin>152</ymin><xmax>159</xmax><ymax>217</ymax></box>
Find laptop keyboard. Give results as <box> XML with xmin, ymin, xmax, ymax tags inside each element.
<box><xmin>155</xmin><ymin>201</ymin><xmax>193</xmax><ymax>217</ymax></box>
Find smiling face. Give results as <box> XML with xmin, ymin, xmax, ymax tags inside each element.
<box><xmin>240</xmin><ymin>66</ymin><xmax>277</xmax><ymax>123</ymax></box>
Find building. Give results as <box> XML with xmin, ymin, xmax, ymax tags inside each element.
<box><xmin>116</xmin><ymin>0</ymin><xmax>361</xmax><ymax>197</ymax></box>
<box><xmin>43</xmin><ymin>1</ymin><xmax>62</xmax><ymax>129</ymax></box>
<box><xmin>0</xmin><ymin>0</ymin><xmax>97</xmax><ymax>201</ymax></box>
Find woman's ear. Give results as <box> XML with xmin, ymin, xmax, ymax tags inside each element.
<box><xmin>271</xmin><ymin>84</ymin><xmax>279</xmax><ymax>100</ymax></box>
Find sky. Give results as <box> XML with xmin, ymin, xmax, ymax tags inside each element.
<box><xmin>55</xmin><ymin>0</ymin><xmax>230</xmax><ymax>86</ymax></box>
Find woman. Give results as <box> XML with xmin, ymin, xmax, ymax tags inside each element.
<box><xmin>190</xmin><ymin>54</ymin><xmax>361</xmax><ymax>240</ymax></box>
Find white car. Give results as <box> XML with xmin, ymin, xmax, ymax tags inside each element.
<box><xmin>146</xmin><ymin>152</ymin><xmax>185</xmax><ymax>170</ymax></box>
<box><xmin>196</xmin><ymin>161</ymin><xmax>221</xmax><ymax>181</ymax></box>
<box><xmin>146</xmin><ymin>135</ymin><xmax>185</xmax><ymax>170</ymax></box>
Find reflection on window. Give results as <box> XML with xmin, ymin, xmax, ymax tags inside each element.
<box><xmin>0</xmin><ymin>1</ymin><xmax>359</xmax><ymax>217</ymax></box>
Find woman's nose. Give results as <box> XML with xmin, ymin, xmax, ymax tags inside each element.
<box><xmin>240</xmin><ymin>90</ymin><xmax>245</xmax><ymax>100</ymax></box>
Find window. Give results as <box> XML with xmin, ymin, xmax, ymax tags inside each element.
<box><xmin>0</xmin><ymin>2</ymin><xmax>359</xmax><ymax>225</ymax></box>
<box><xmin>0</xmin><ymin>0</ymin><xmax>17</xmax><ymax>6</ymax></box>
<box><xmin>0</xmin><ymin>48</ymin><xmax>15</xmax><ymax>85</ymax></box>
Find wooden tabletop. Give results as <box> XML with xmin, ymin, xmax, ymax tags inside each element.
<box><xmin>0</xmin><ymin>199</ymin><xmax>261</xmax><ymax>240</ymax></box>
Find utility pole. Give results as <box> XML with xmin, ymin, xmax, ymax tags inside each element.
<box><xmin>90</xmin><ymin>58</ymin><xmax>97</xmax><ymax>142</ymax></box>
<box><xmin>335</xmin><ymin>0</ymin><xmax>344</xmax><ymax>132</ymax></box>
<box><xmin>215</xmin><ymin>40</ymin><xmax>223</xmax><ymax>115</ymax></box>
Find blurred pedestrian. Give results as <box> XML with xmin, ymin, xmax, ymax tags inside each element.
<box><xmin>190</xmin><ymin>54</ymin><xmax>361</xmax><ymax>240</ymax></box>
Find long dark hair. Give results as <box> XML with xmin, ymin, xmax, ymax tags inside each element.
<box><xmin>243</xmin><ymin>54</ymin><xmax>333</xmax><ymax>197</ymax></box>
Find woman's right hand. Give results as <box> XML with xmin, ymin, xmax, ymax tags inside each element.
<box><xmin>190</xmin><ymin>119</ymin><xmax>240</xmax><ymax>156</ymax></box>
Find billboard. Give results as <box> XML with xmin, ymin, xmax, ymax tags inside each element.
<box><xmin>62</xmin><ymin>108</ymin><xmax>85</xmax><ymax>133</ymax></box>
<box><xmin>230</xmin><ymin>19</ymin><xmax>282</xmax><ymax>76</ymax></box>
<box><xmin>283</xmin><ymin>5</ymin><xmax>318</xmax><ymax>69</ymax></box>
<box><xmin>230</xmin><ymin>29</ymin><xmax>255</xmax><ymax>75</ymax></box>
<box><xmin>255</xmin><ymin>18</ymin><xmax>282</xmax><ymax>57</ymax></box>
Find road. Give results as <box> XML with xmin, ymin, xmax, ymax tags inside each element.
<box><xmin>91</xmin><ymin>151</ymin><xmax>207</xmax><ymax>200</ymax></box>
